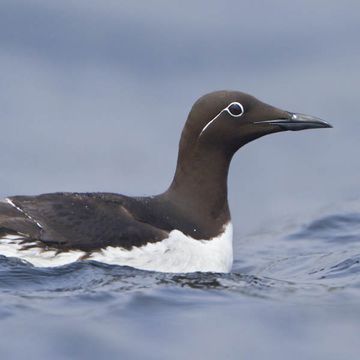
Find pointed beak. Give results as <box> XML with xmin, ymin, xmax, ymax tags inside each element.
<box><xmin>255</xmin><ymin>112</ymin><xmax>332</xmax><ymax>131</ymax></box>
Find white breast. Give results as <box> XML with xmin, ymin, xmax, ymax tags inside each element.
<box><xmin>0</xmin><ymin>223</ymin><xmax>233</xmax><ymax>273</ymax></box>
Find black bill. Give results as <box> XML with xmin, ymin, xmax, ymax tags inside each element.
<box><xmin>255</xmin><ymin>112</ymin><xmax>332</xmax><ymax>131</ymax></box>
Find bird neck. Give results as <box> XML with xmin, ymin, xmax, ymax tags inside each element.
<box><xmin>166</xmin><ymin>140</ymin><xmax>232</xmax><ymax>225</ymax></box>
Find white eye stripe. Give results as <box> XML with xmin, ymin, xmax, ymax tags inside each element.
<box><xmin>199</xmin><ymin>102</ymin><xmax>245</xmax><ymax>136</ymax></box>
<box><xmin>199</xmin><ymin>110</ymin><xmax>224</xmax><ymax>136</ymax></box>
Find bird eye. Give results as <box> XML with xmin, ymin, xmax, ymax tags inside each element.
<box><xmin>227</xmin><ymin>102</ymin><xmax>244</xmax><ymax>117</ymax></box>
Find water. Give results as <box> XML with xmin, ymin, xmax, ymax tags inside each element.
<box><xmin>1</xmin><ymin>201</ymin><xmax>359</xmax><ymax>360</ymax></box>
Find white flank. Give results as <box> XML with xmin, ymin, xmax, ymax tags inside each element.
<box><xmin>0</xmin><ymin>223</ymin><xmax>233</xmax><ymax>273</ymax></box>
<box><xmin>0</xmin><ymin>235</ymin><xmax>86</xmax><ymax>267</ymax></box>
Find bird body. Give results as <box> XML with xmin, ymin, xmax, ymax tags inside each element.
<box><xmin>0</xmin><ymin>91</ymin><xmax>331</xmax><ymax>272</ymax></box>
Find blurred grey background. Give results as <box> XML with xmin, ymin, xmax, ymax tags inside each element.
<box><xmin>1</xmin><ymin>0</ymin><xmax>359</xmax><ymax>235</ymax></box>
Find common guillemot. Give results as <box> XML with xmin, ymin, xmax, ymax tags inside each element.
<box><xmin>0</xmin><ymin>91</ymin><xmax>331</xmax><ymax>272</ymax></box>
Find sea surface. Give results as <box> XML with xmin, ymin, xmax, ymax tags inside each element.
<box><xmin>0</xmin><ymin>200</ymin><xmax>359</xmax><ymax>360</ymax></box>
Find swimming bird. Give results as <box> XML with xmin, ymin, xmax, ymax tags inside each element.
<box><xmin>0</xmin><ymin>91</ymin><xmax>331</xmax><ymax>272</ymax></box>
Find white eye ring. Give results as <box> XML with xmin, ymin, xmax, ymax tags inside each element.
<box><xmin>225</xmin><ymin>102</ymin><xmax>244</xmax><ymax>117</ymax></box>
